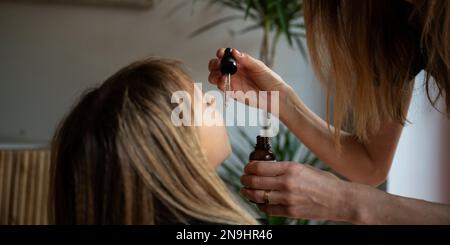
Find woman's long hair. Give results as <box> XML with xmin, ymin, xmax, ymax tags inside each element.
<box><xmin>49</xmin><ymin>58</ymin><xmax>257</xmax><ymax>225</ymax></box>
<box><xmin>304</xmin><ymin>0</ymin><xmax>450</xmax><ymax>146</ymax></box>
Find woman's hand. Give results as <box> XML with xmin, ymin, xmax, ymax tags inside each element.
<box><xmin>240</xmin><ymin>161</ymin><xmax>357</xmax><ymax>222</ymax></box>
<box><xmin>208</xmin><ymin>48</ymin><xmax>290</xmax><ymax>111</ymax></box>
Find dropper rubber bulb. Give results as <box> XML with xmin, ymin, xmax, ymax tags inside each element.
<box><xmin>220</xmin><ymin>48</ymin><xmax>237</xmax><ymax>75</ymax></box>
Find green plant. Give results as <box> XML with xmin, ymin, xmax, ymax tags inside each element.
<box><xmin>190</xmin><ymin>0</ymin><xmax>307</xmax><ymax>67</ymax></box>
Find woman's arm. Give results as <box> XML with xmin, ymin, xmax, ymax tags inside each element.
<box><xmin>279</xmin><ymin>85</ymin><xmax>408</xmax><ymax>186</ymax></box>
<box><xmin>240</xmin><ymin>161</ymin><xmax>450</xmax><ymax>224</ymax></box>
<box><xmin>209</xmin><ymin>48</ymin><xmax>410</xmax><ymax>186</ymax></box>
<box><xmin>345</xmin><ymin>178</ymin><xmax>450</xmax><ymax>224</ymax></box>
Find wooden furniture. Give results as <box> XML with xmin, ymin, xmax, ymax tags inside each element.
<box><xmin>0</xmin><ymin>145</ymin><xmax>51</xmax><ymax>225</ymax></box>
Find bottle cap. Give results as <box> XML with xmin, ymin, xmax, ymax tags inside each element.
<box><xmin>220</xmin><ymin>48</ymin><xmax>238</xmax><ymax>75</ymax></box>
<box><xmin>255</xmin><ymin>136</ymin><xmax>271</xmax><ymax>149</ymax></box>
<box><xmin>256</xmin><ymin>136</ymin><xmax>270</xmax><ymax>145</ymax></box>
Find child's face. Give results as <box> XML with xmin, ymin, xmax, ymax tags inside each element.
<box><xmin>194</xmin><ymin>85</ymin><xmax>231</xmax><ymax>168</ymax></box>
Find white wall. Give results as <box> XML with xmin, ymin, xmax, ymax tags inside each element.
<box><xmin>389</xmin><ymin>72</ymin><xmax>450</xmax><ymax>204</ymax></box>
<box><xmin>0</xmin><ymin>1</ymin><xmax>325</xmax><ymax>144</ymax></box>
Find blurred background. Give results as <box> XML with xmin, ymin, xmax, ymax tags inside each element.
<box><xmin>0</xmin><ymin>0</ymin><xmax>448</xmax><ymax>224</ymax></box>
<box><xmin>0</xmin><ymin>0</ymin><xmax>324</xmax><ymax>143</ymax></box>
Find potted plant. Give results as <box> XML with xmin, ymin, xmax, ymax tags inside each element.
<box><xmin>189</xmin><ymin>0</ymin><xmax>307</xmax><ymax>67</ymax></box>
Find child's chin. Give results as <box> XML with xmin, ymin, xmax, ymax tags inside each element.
<box><xmin>221</xmin><ymin>138</ymin><xmax>232</xmax><ymax>159</ymax></box>
<box><xmin>215</xmin><ymin>148</ymin><xmax>232</xmax><ymax>168</ymax></box>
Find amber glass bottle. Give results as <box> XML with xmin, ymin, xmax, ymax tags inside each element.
<box><xmin>249</xmin><ymin>136</ymin><xmax>276</xmax><ymax>162</ymax></box>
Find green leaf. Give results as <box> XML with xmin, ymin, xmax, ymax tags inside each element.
<box><xmin>188</xmin><ymin>15</ymin><xmax>243</xmax><ymax>38</ymax></box>
<box><xmin>244</xmin><ymin>0</ymin><xmax>253</xmax><ymax>20</ymax></box>
<box><xmin>267</xmin><ymin>216</ymin><xmax>288</xmax><ymax>225</ymax></box>
<box><xmin>231</xmin><ymin>23</ymin><xmax>263</xmax><ymax>36</ymax></box>
<box><xmin>275</xmin><ymin>0</ymin><xmax>293</xmax><ymax>46</ymax></box>
<box><xmin>297</xmin><ymin>219</ymin><xmax>309</xmax><ymax>225</ymax></box>
<box><xmin>294</xmin><ymin>36</ymin><xmax>308</xmax><ymax>62</ymax></box>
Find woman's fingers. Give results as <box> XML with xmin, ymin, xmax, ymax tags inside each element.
<box><xmin>208</xmin><ymin>68</ymin><xmax>225</xmax><ymax>91</ymax></box>
<box><xmin>240</xmin><ymin>175</ymin><xmax>285</xmax><ymax>190</ymax></box>
<box><xmin>216</xmin><ymin>48</ymin><xmax>225</xmax><ymax>59</ymax></box>
<box><xmin>216</xmin><ymin>48</ymin><xmax>242</xmax><ymax>59</ymax></box>
<box><xmin>239</xmin><ymin>160</ymin><xmax>346</xmax><ymax>221</ymax></box>
<box><xmin>240</xmin><ymin>189</ymin><xmax>295</xmax><ymax>205</ymax></box>
<box><xmin>208</xmin><ymin>58</ymin><xmax>219</xmax><ymax>72</ymax></box>
<box><xmin>210</xmin><ymin>48</ymin><xmax>286</xmax><ymax>97</ymax></box>
<box><xmin>208</xmin><ymin>74</ymin><xmax>225</xmax><ymax>91</ymax></box>
<box><xmin>244</xmin><ymin>161</ymin><xmax>301</xmax><ymax>176</ymax></box>
<box><xmin>241</xmin><ymin>162</ymin><xmax>305</xmax><ymax>190</ymax></box>
<box><xmin>208</xmin><ymin>58</ymin><xmax>226</xmax><ymax>90</ymax></box>
<box><xmin>207</xmin><ymin>70</ymin><xmax>219</xmax><ymax>85</ymax></box>
<box><xmin>232</xmin><ymin>49</ymin><xmax>267</xmax><ymax>72</ymax></box>
<box><xmin>215</xmin><ymin>48</ymin><xmax>266</xmax><ymax>72</ymax></box>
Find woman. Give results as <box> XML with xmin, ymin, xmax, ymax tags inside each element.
<box><xmin>50</xmin><ymin>58</ymin><xmax>257</xmax><ymax>225</ymax></box>
<box><xmin>208</xmin><ymin>0</ymin><xmax>450</xmax><ymax>224</ymax></box>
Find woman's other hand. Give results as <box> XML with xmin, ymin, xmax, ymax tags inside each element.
<box><xmin>240</xmin><ymin>161</ymin><xmax>357</xmax><ymax>223</ymax></box>
<box><xmin>208</xmin><ymin>48</ymin><xmax>290</xmax><ymax>112</ymax></box>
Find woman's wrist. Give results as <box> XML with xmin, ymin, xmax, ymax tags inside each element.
<box><xmin>330</xmin><ymin>180</ymin><xmax>360</xmax><ymax>223</ymax></box>
<box><xmin>278</xmin><ymin>85</ymin><xmax>304</xmax><ymax>123</ymax></box>
<box><xmin>338</xmin><ymin>180</ymin><xmax>390</xmax><ymax>224</ymax></box>
<box><xmin>334</xmin><ymin>180</ymin><xmax>374</xmax><ymax>224</ymax></box>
